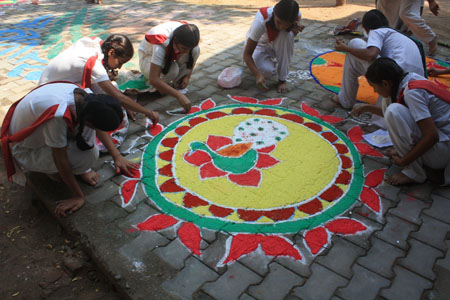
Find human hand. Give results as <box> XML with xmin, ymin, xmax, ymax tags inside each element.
<box><xmin>292</xmin><ymin>23</ymin><xmax>305</xmax><ymax>36</ymax></box>
<box><xmin>256</xmin><ymin>74</ymin><xmax>269</xmax><ymax>91</ymax></box>
<box><xmin>350</xmin><ymin>104</ymin><xmax>368</xmax><ymax>117</ymax></box>
<box><xmin>428</xmin><ymin>0</ymin><xmax>439</xmax><ymax>16</ymax></box>
<box><xmin>335</xmin><ymin>39</ymin><xmax>348</xmax><ymax>52</ymax></box>
<box><xmin>108</xmin><ymin>69</ymin><xmax>119</xmax><ymax>81</ymax></box>
<box><xmin>177</xmin><ymin>75</ymin><xmax>190</xmax><ymax>90</ymax></box>
<box><xmin>147</xmin><ymin>110</ymin><xmax>160</xmax><ymax>126</ymax></box>
<box><xmin>55</xmin><ymin>197</ymin><xmax>85</xmax><ymax>217</ymax></box>
<box><xmin>177</xmin><ymin>94</ymin><xmax>191</xmax><ymax>113</ymax></box>
<box><xmin>113</xmin><ymin>155</ymin><xmax>140</xmax><ymax>177</ymax></box>
<box><xmin>391</xmin><ymin>155</ymin><xmax>406</xmax><ymax>167</ymax></box>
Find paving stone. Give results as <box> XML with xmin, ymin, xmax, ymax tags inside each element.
<box><xmin>84</xmin><ymin>180</ymin><xmax>120</xmax><ymax>205</ymax></box>
<box><xmin>436</xmin><ymin>241</ymin><xmax>450</xmax><ymax>270</ymax></box>
<box><xmin>342</xmin><ymin>214</ymin><xmax>381</xmax><ymax>250</ymax></box>
<box><xmin>193</xmin><ymin>290</ymin><xmax>215</xmax><ymax>300</ymax></box>
<box><xmin>357</xmin><ymin>236</ymin><xmax>405</xmax><ymax>279</ymax></box>
<box><xmin>423</xmin><ymin>194</ymin><xmax>450</xmax><ymax>224</ymax></box>
<box><xmin>375</xmin><ymin>214</ymin><xmax>419</xmax><ymax>250</ymax></box>
<box><xmin>202</xmin><ymin>262</ymin><xmax>262</xmax><ymax>300</ymax></box>
<box><xmin>238</xmin><ymin>248</ymin><xmax>274</xmax><ymax>276</ymax></box>
<box><xmin>153</xmin><ymin>238</ymin><xmax>192</xmax><ymax>270</ymax></box>
<box><xmin>119</xmin><ymin>231</ymin><xmax>170</xmax><ymax>261</ymax></box>
<box><xmin>389</xmin><ymin>192</ymin><xmax>430</xmax><ymax>225</ymax></box>
<box><xmin>202</xmin><ymin>232</ymin><xmax>230</xmax><ymax>273</ymax></box>
<box><xmin>115</xmin><ymin>203</ymin><xmax>161</xmax><ymax>237</ymax></box>
<box><xmin>401</xmin><ymin>181</ymin><xmax>435</xmax><ymax>203</ymax></box>
<box><xmin>162</xmin><ymin>256</ymin><xmax>219</xmax><ymax>300</ymax></box>
<box><xmin>432</xmin><ymin>186</ymin><xmax>450</xmax><ymax>200</ymax></box>
<box><xmin>316</xmin><ymin>238</ymin><xmax>366</xmax><ymax>279</ymax></box>
<box><xmin>354</xmin><ymin>196</ymin><xmax>396</xmax><ymax>226</ymax></box>
<box><xmin>248</xmin><ymin>262</ymin><xmax>304</xmax><ymax>300</ymax></box>
<box><xmin>410</xmin><ymin>214</ymin><xmax>450</xmax><ymax>251</ymax></box>
<box><xmin>380</xmin><ymin>266</ymin><xmax>433</xmax><ymax>300</ymax></box>
<box><xmin>275</xmin><ymin>254</ymin><xmax>313</xmax><ymax>278</ymax></box>
<box><xmin>336</xmin><ymin>264</ymin><xmax>390</xmax><ymax>300</ymax></box>
<box><xmin>398</xmin><ymin>238</ymin><xmax>443</xmax><ymax>280</ymax></box>
<box><xmin>292</xmin><ymin>263</ymin><xmax>348</xmax><ymax>300</ymax></box>
<box><xmin>239</xmin><ymin>294</ymin><xmax>256</xmax><ymax>300</ymax></box>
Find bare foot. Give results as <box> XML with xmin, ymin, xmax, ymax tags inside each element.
<box><xmin>277</xmin><ymin>81</ymin><xmax>288</xmax><ymax>93</ymax></box>
<box><xmin>332</xmin><ymin>94</ymin><xmax>340</xmax><ymax>105</ymax></box>
<box><xmin>385</xmin><ymin>172</ymin><xmax>418</xmax><ymax>186</ymax></box>
<box><xmin>429</xmin><ymin>36</ymin><xmax>438</xmax><ymax>56</ymax></box>
<box><xmin>47</xmin><ymin>173</ymin><xmax>61</xmax><ymax>182</ymax></box>
<box><xmin>383</xmin><ymin>147</ymin><xmax>398</xmax><ymax>157</ymax></box>
<box><xmin>79</xmin><ymin>170</ymin><xmax>99</xmax><ymax>186</ymax></box>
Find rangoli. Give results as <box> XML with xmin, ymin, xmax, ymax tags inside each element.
<box><xmin>310</xmin><ymin>51</ymin><xmax>450</xmax><ymax>104</ymax></box>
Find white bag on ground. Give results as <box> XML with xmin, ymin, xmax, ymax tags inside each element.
<box><xmin>217</xmin><ymin>67</ymin><xmax>242</xmax><ymax>88</ymax></box>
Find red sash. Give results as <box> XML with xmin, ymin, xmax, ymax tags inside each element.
<box><xmin>82</xmin><ymin>54</ymin><xmax>98</xmax><ymax>89</ymax></box>
<box><xmin>145</xmin><ymin>21</ymin><xmax>188</xmax><ymax>62</ymax></box>
<box><xmin>397</xmin><ymin>80</ymin><xmax>450</xmax><ymax>105</ymax></box>
<box><xmin>260</xmin><ymin>7</ymin><xmax>278</xmax><ymax>43</ymax></box>
<box><xmin>1</xmin><ymin>81</ymin><xmax>78</xmax><ymax>181</ymax></box>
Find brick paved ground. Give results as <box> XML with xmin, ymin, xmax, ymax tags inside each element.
<box><xmin>2</xmin><ymin>0</ymin><xmax>450</xmax><ymax>299</ymax></box>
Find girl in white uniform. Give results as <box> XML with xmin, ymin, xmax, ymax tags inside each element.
<box><xmin>2</xmin><ymin>83</ymin><xmax>139</xmax><ymax>216</ymax></box>
<box><xmin>243</xmin><ymin>0</ymin><xmax>303</xmax><ymax>93</ymax></box>
<box><xmin>39</xmin><ymin>34</ymin><xmax>159</xmax><ymax>124</ymax></box>
<box><xmin>139</xmin><ymin>22</ymin><xmax>200</xmax><ymax>113</ymax></box>
<box><xmin>376</xmin><ymin>0</ymin><xmax>439</xmax><ymax>55</ymax></box>
<box><xmin>334</xmin><ymin>9</ymin><xmax>425</xmax><ymax>109</ymax></box>
<box><xmin>352</xmin><ymin>57</ymin><xmax>450</xmax><ymax>186</ymax></box>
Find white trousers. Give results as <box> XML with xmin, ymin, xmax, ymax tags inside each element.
<box><xmin>338</xmin><ymin>38</ymin><xmax>379</xmax><ymax>109</ymax></box>
<box><xmin>385</xmin><ymin>103</ymin><xmax>450</xmax><ymax>184</ymax></box>
<box><xmin>11</xmin><ymin>139</ymin><xmax>99</xmax><ymax>185</ymax></box>
<box><xmin>253</xmin><ymin>30</ymin><xmax>294</xmax><ymax>82</ymax></box>
<box><xmin>376</xmin><ymin>0</ymin><xmax>436</xmax><ymax>44</ymax></box>
<box><xmin>139</xmin><ymin>46</ymin><xmax>200</xmax><ymax>85</ymax></box>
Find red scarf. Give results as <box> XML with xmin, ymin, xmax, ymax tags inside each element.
<box><xmin>397</xmin><ymin>80</ymin><xmax>450</xmax><ymax>105</ymax></box>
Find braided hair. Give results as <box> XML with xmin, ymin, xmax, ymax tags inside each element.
<box><xmin>365</xmin><ymin>57</ymin><xmax>407</xmax><ymax>101</ymax></box>
<box><xmin>101</xmin><ymin>34</ymin><xmax>134</xmax><ymax>72</ymax></box>
<box><xmin>74</xmin><ymin>93</ymin><xmax>123</xmax><ymax>151</ymax></box>
<box><xmin>162</xmin><ymin>24</ymin><xmax>200</xmax><ymax>75</ymax></box>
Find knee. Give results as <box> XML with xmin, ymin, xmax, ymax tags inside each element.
<box><xmin>348</xmin><ymin>38</ymin><xmax>367</xmax><ymax>49</ymax></box>
<box><xmin>385</xmin><ymin>103</ymin><xmax>407</xmax><ymax>126</ymax></box>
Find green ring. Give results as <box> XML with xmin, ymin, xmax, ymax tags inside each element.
<box><xmin>142</xmin><ymin>104</ymin><xmax>363</xmax><ymax>233</ymax></box>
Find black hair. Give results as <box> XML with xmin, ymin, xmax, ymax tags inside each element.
<box><xmin>362</xmin><ymin>9</ymin><xmax>389</xmax><ymax>31</ymax></box>
<box><xmin>75</xmin><ymin>93</ymin><xmax>123</xmax><ymax>151</ymax></box>
<box><xmin>162</xmin><ymin>24</ymin><xmax>200</xmax><ymax>75</ymax></box>
<box><xmin>101</xmin><ymin>34</ymin><xmax>134</xmax><ymax>72</ymax></box>
<box><xmin>267</xmin><ymin>0</ymin><xmax>299</xmax><ymax>32</ymax></box>
<box><xmin>365</xmin><ymin>57</ymin><xmax>407</xmax><ymax>101</ymax></box>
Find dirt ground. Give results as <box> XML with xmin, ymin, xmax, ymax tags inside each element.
<box><xmin>1</xmin><ymin>1</ymin><xmax>449</xmax><ymax>299</ymax></box>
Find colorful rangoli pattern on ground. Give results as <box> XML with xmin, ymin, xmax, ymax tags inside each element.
<box><xmin>310</xmin><ymin>50</ymin><xmax>450</xmax><ymax>104</ymax></box>
<box><xmin>121</xmin><ymin>98</ymin><xmax>387</xmax><ymax>265</ymax></box>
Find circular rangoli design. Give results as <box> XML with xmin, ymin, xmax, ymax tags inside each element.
<box><xmin>310</xmin><ymin>51</ymin><xmax>450</xmax><ymax>105</ymax></box>
<box><xmin>142</xmin><ymin>104</ymin><xmax>364</xmax><ymax>234</ymax></box>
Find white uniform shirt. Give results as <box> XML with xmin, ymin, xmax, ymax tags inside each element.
<box><xmin>367</xmin><ymin>28</ymin><xmax>424</xmax><ymax>76</ymax></box>
<box><xmin>138</xmin><ymin>22</ymin><xmax>185</xmax><ymax>67</ymax></box>
<box><xmin>398</xmin><ymin>72</ymin><xmax>450</xmax><ymax>142</ymax></box>
<box><xmin>38</xmin><ymin>37</ymin><xmax>109</xmax><ymax>85</ymax></box>
<box><xmin>10</xmin><ymin>83</ymin><xmax>95</xmax><ymax>149</ymax></box>
<box><xmin>247</xmin><ymin>6</ymin><xmax>302</xmax><ymax>47</ymax></box>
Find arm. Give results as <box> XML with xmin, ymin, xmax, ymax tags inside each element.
<box><xmin>428</xmin><ymin>0</ymin><xmax>439</xmax><ymax>16</ymax></box>
<box><xmin>392</xmin><ymin>117</ymin><xmax>439</xmax><ymax>166</ymax></box>
<box><xmin>97</xmin><ymin>80</ymin><xmax>159</xmax><ymax>124</ymax></box>
<box><xmin>428</xmin><ymin>68</ymin><xmax>450</xmax><ymax>77</ymax></box>
<box><xmin>149</xmin><ymin>63</ymin><xmax>191</xmax><ymax>112</ymax></box>
<box><xmin>335</xmin><ymin>39</ymin><xmax>380</xmax><ymax>61</ymax></box>
<box><xmin>96</xmin><ymin>129</ymin><xmax>139</xmax><ymax>176</ymax></box>
<box><xmin>52</xmin><ymin>147</ymin><xmax>85</xmax><ymax>216</ymax></box>
<box><xmin>351</xmin><ymin>104</ymin><xmax>384</xmax><ymax>117</ymax></box>
<box><xmin>243</xmin><ymin>38</ymin><xmax>268</xmax><ymax>90</ymax></box>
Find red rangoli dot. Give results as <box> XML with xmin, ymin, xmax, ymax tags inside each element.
<box><xmin>237</xmin><ymin>209</ymin><xmax>264</xmax><ymax>222</ymax></box>
<box><xmin>298</xmin><ymin>198</ymin><xmax>323</xmax><ymax>214</ymax></box>
<box><xmin>159</xmin><ymin>149</ymin><xmax>174</xmax><ymax>161</ymax></box>
<box><xmin>320</xmin><ymin>185</ymin><xmax>343</xmax><ymax>202</ymax></box>
<box><xmin>159</xmin><ymin>178</ymin><xmax>185</xmax><ymax>193</ymax></box>
<box><xmin>158</xmin><ymin>164</ymin><xmax>173</xmax><ymax>177</ymax></box>
<box><xmin>321</xmin><ymin>131</ymin><xmax>338</xmax><ymax>143</ymax></box>
<box><xmin>340</xmin><ymin>155</ymin><xmax>353</xmax><ymax>169</ymax></box>
<box><xmin>161</xmin><ymin>137</ymin><xmax>179</xmax><ymax>148</ymax></box>
<box><xmin>334</xmin><ymin>143</ymin><xmax>349</xmax><ymax>154</ymax></box>
<box><xmin>175</xmin><ymin>126</ymin><xmax>191</xmax><ymax>136</ymax></box>
<box><xmin>232</xmin><ymin>107</ymin><xmax>254</xmax><ymax>114</ymax></box>
<box><xmin>264</xmin><ymin>207</ymin><xmax>295</xmax><ymax>221</ymax></box>
<box><xmin>206</xmin><ymin>111</ymin><xmax>228</xmax><ymax>119</ymax></box>
<box><xmin>254</xmin><ymin>109</ymin><xmax>278</xmax><ymax>117</ymax></box>
<box><xmin>280</xmin><ymin>114</ymin><xmax>304</xmax><ymax>124</ymax></box>
<box><xmin>189</xmin><ymin>117</ymin><xmax>208</xmax><ymax>127</ymax></box>
<box><xmin>209</xmin><ymin>205</ymin><xmax>234</xmax><ymax>217</ymax></box>
<box><xmin>336</xmin><ymin>170</ymin><xmax>351</xmax><ymax>185</ymax></box>
<box><xmin>183</xmin><ymin>193</ymin><xmax>209</xmax><ymax>208</ymax></box>
<box><xmin>304</xmin><ymin>123</ymin><xmax>322</xmax><ymax>132</ymax></box>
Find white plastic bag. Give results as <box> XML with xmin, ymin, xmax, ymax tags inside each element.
<box><xmin>217</xmin><ymin>67</ymin><xmax>242</xmax><ymax>88</ymax></box>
